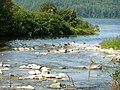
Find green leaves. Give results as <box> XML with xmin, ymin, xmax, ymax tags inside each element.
<box><xmin>0</xmin><ymin>1</ymin><xmax>95</xmax><ymax>37</ymax></box>
<box><xmin>37</xmin><ymin>2</ymin><xmax>57</xmax><ymax>13</ymax></box>
<box><xmin>13</xmin><ymin>0</ymin><xmax>120</xmax><ymax>18</ymax></box>
<box><xmin>0</xmin><ymin>0</ymin><xmax>15</xmax><ymax>36</ymax></box>
<box><xmin>56</xmin><ymin>9</ymin><xmax>76</xmax><ymax>22</ymax></box>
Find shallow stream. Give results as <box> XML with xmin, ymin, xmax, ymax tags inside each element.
<box><xmin>0</xmin><ymin>18</ymin><xmax>120</xmax><ymax>90</ymax></box>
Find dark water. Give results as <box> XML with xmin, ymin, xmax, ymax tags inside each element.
<box><xmin>0</xmin><ymin>18</ymin><xmax>120</xmax><ymax>90</ymax></box>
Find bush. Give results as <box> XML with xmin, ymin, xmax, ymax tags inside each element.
<box><xmin>0</xmin><ymin>1</ymin><xmax>96</xmax><ymax>37</ymax></box>
<box><xmin>100</xmin><ymin>37</ymin><xmax>120</xmax><ymax>50</ymax></box>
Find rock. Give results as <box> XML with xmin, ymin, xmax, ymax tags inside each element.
<box><xmin>24</xmin><ymin>75</ymin><xmax>36</xmax><ymax>80</ymax></box>
<box><xmin>28</xmin><ymin>70</ymin><xmax>36</xmax><ymax>75</ymax></box>
<box><xmin>93</xmin><ymin>53</ymin><xmax>99</xmax><ymax>56</ymax></box>
<box><xmin>21</xmin><ymin>74</ymin><xmax>44</xmax><ymax>80</ymax></box>
<box><xmin>41</xmin><ymin>67</ymin><xmax>50</xmax><ymax>74</ymax></box>
<box><xmin>33</xmin><ymin>75</ymin><xmax>43</xmax><ymax>80</ymax></box>
<box><xmin>101</xmin><ymin>56</ymin><xmax>105</xmax><ymax>58</ymax></box>
<box><xmin>16</xmin><ymin>85</ymin><xmax>35</xmax><ymax>90</ymax></box>
<box><xmin>43</xmin><ymin>74</ymin><xmax>56</xmax><ymax>78</ymax></box>
<box><xmin>17</xmin><ymin>47</ymin><xmax>25</xmax><ymax>51</ymax></box>
<box><xmin>1</xmin><ymin>68</ymin><xmax>10</xmax><ymax>70</ymax></box>
<box><xmin>13</xmin><ymin>47</ymin><xmax>34</xmax><ymax>51</ymax></box>
<box><xmin>0</xmin><ymin>62</ymin><xmax>3</xmax><ymax>67</ymax></box>
<box><xmin>41</xmin><ymin>67</ymin><xmax>50</xmax><ymax>71</ymax></box>
<box><xmin>3</xmin><ymin>64</ymin><xmax>10</xmax><ymax>67</ymax></box>
<box><xmin>86</xmin><ymin>64</ymin><xmax>102</xmax><ymax>69</ymax></box>
<box><xmin>49</xmin><ymin>83</ymin><xmax>61</xmax><ymax>89</ymax></box>
<box><xmin>18</xmin><ymin>77</ymin><xmax>24</xmax><ymax>80</ymax></box>
<box><xmin>0</xmin><ymin>62</ymin><xmax>10</xmax><ymax>67</ymax></box>
<box><xmin>76</xmin><ymin>66</ymin><xmax>86</xmax><ymax>69</ymax></box>
<box><xmin>0</xmin><ymin>70</ymin><xmax>2</xmax><ymax>74</ymax></box>
<box><xmin>1</xmin><ymin>53</ymin><xmax>4</xmax><ymax>56</ymax></box>
<box><xmin>48</xmin><ymin>79</ymin><xmax>58</xmax><ymax>83</ymax></box>
<box><xmin>28</xmin><ymin>70</ymin><xmax>41</xmax><ymax>75</ymax></box>
<box><xmin>27</xmin><ymin>64</ymin><xmax>41</xmax><ymax>69</ymax></box>
<box><xmin>35</xmin><ymin>70</ymin><xmax>41</xmax><ymax>74</ymax></box>
<box><xmin>55</xmin><ymin>73</ymin><xmax>67</xmax><ymax>79</ymax></box>
<box><xmin>35</xmin><ymin>52</ymin><xmax>39</xmax><ymax>54</ymax></box>
<box><xmin>58</xmin><ymin>66</ymin><xmax>66</xmax><ymax>69</ymax></box>
<box><xmin>20</xmin><ymin>64</ymin><xmax>41</xmax><ymax>70</ymax></box>
<box><xmin>19</xmin><ymin>65</ymin><xmax>27</xmax><ymax>69</ymax></box>
<box><xmin>9</xmin><ymin>73</ymin><xmax>15</xmax><ymax>77</ymax></box>
<box><xmin>112</xmin><ymin>55</ymin><xmax>120</xmax><ymax>62</ymax></box>
<box><xmin>56</xmin><ymin>75</ymin><xmax>63</xmax><ymax>79</ymax></box>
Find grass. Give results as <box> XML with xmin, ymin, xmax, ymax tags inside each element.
<box><xmin>100</xmin><ymin>38</ymin><xmax>120</xmax><ymax>90</ymax></box>
<box><xmin>99</xmin><ymin>37</ymin><xmax>120</xmax><ymax>50</ymax></box>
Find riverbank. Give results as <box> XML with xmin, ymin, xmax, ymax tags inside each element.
<box><xmin>59</xmin><ymin>42</ymin><xmax>120</xmax><ymax>61</ymax></box>
<box><xmin>100</xmin><ymin>37</ymin><xmax>120</xmax><ymax>50</ymax></box>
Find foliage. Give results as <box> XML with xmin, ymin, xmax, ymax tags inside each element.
<box><xmin>0</xmin><ymin>0</ymin><xmax>96</xmax><ymax>37</ymax></box>
<box><xmin>56</xmin><ymin>9</ymin><xmax>76</xmax><ymax>22</ymax></box>
<box><xmin>100</xmin><ymin>37</ymin><xmax>120</xmax><ymax>89</ymax></box>
<box><xmin>111</xmin><ymin>70</ymin><xmax>120</xmax><ymax>81</ymax></box>
<box><xmin>110</xmin><ymin>70</ymin><xmax>120</xmax><ymax>90</ymax></box>
<box><xmin>13</xmin><ymin>0</ymin><xmax>120</xmax><ymax>18</ymax></box>
<box><xmin>100</xmin><ymin>37</ymin><xmax>120</xmax><ymax>50</ymax></box>
<box><xmin>0</xmin><ymin>0</ymin><xmax>15</xmax><ymax>36</ymax></box>
<box><xmin>36</xmin><ymin>2</ymin><xmax>57</xmax><ymax>13</ymax></box>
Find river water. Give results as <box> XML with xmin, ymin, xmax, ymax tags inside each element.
<box><xmin>0</xmin><ymin>18</ymin><xmax>120</xmax><ymax>90</ymax></box>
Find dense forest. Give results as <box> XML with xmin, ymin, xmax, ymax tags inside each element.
<box><xmin>13</xmin><ymin>0</ymin><xmax>120</xmax><ymax>18</ymax></box>
<box><xmin>0</xmin><ymin>0</ymin><xmax>97</xmax><ymax>37</ymax></box>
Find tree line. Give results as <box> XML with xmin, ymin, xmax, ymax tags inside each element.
<box><xmin>0</xmin><ymin>0</ymin><xmax>97</xmax><ymax>37</ymax></box>
<box><xmin>13</xmin><ymin>0</ymin><xmax>120</xmax><ymax>18</ymax></box>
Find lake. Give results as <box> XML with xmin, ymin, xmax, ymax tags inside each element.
<box><xmin>0</xmin><ymin>18</ymin><xmax>120</xmax><ymax>90</ymax></box>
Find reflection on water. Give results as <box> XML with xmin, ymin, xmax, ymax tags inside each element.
<box><xmin>0</xmin><ymin>18</ymin><xmax>120</xmax><ymax>90</ymax></box>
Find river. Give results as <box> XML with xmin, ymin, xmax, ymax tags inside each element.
<box><xmin>0</xmin><ymin>18</ymin><xmax>120</xmax><ymax>90</ymax></box>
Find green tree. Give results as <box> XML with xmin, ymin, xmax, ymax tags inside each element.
<box><xmin>36</xmin><ymin>2</ymin><xmax>57</xmax><ymax>13</ymax></box>
<box><xmin>0</xmin><ymin>1</ymin><xmax>96</xmax><ymax>37</ymax></box>
<box><xmin>0</xmin><ymin>0</ymin><xmax>14</xmax><ymax>36</ymax></box>
<box><xmin>13</xmin><ymin>0</ymin><xmax>120</xmax><ymax>18</ymax></box>
<box><xmin>57</xmin><ymin>9</ymin><xmax>76</xmax><ymax>21</ymax></box>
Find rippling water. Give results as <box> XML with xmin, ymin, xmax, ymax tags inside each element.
<box><xmin>0</xmin><ymin>18</ymin><xmax>120</xmax><ymax>90</ymax></box>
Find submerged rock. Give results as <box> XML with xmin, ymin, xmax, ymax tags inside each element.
<box><xmin>19</xmin><ymin>75</ymin><xmax>44</xmax><ymax>80</ymax></box>
<box><xmin>76</xmin><ymin>64</ymin><xmax>102</xmax><ymax>70</ymax></box>
<box><xmin>49</xmin><ymin>83</ymin><xmax>61</xmax><ymax>89</ymax></box>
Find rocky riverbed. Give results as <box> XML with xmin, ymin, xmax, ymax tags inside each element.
<box><xmin>0</xmin><ymin>42</ymin><xmax>120</xmax><ymax>90</ymax></box>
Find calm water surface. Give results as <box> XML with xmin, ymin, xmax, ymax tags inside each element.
<box><xmin>0</xmin><ymin>18</ymin><xmax>120</xmax><ymax>90</ymax></box>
